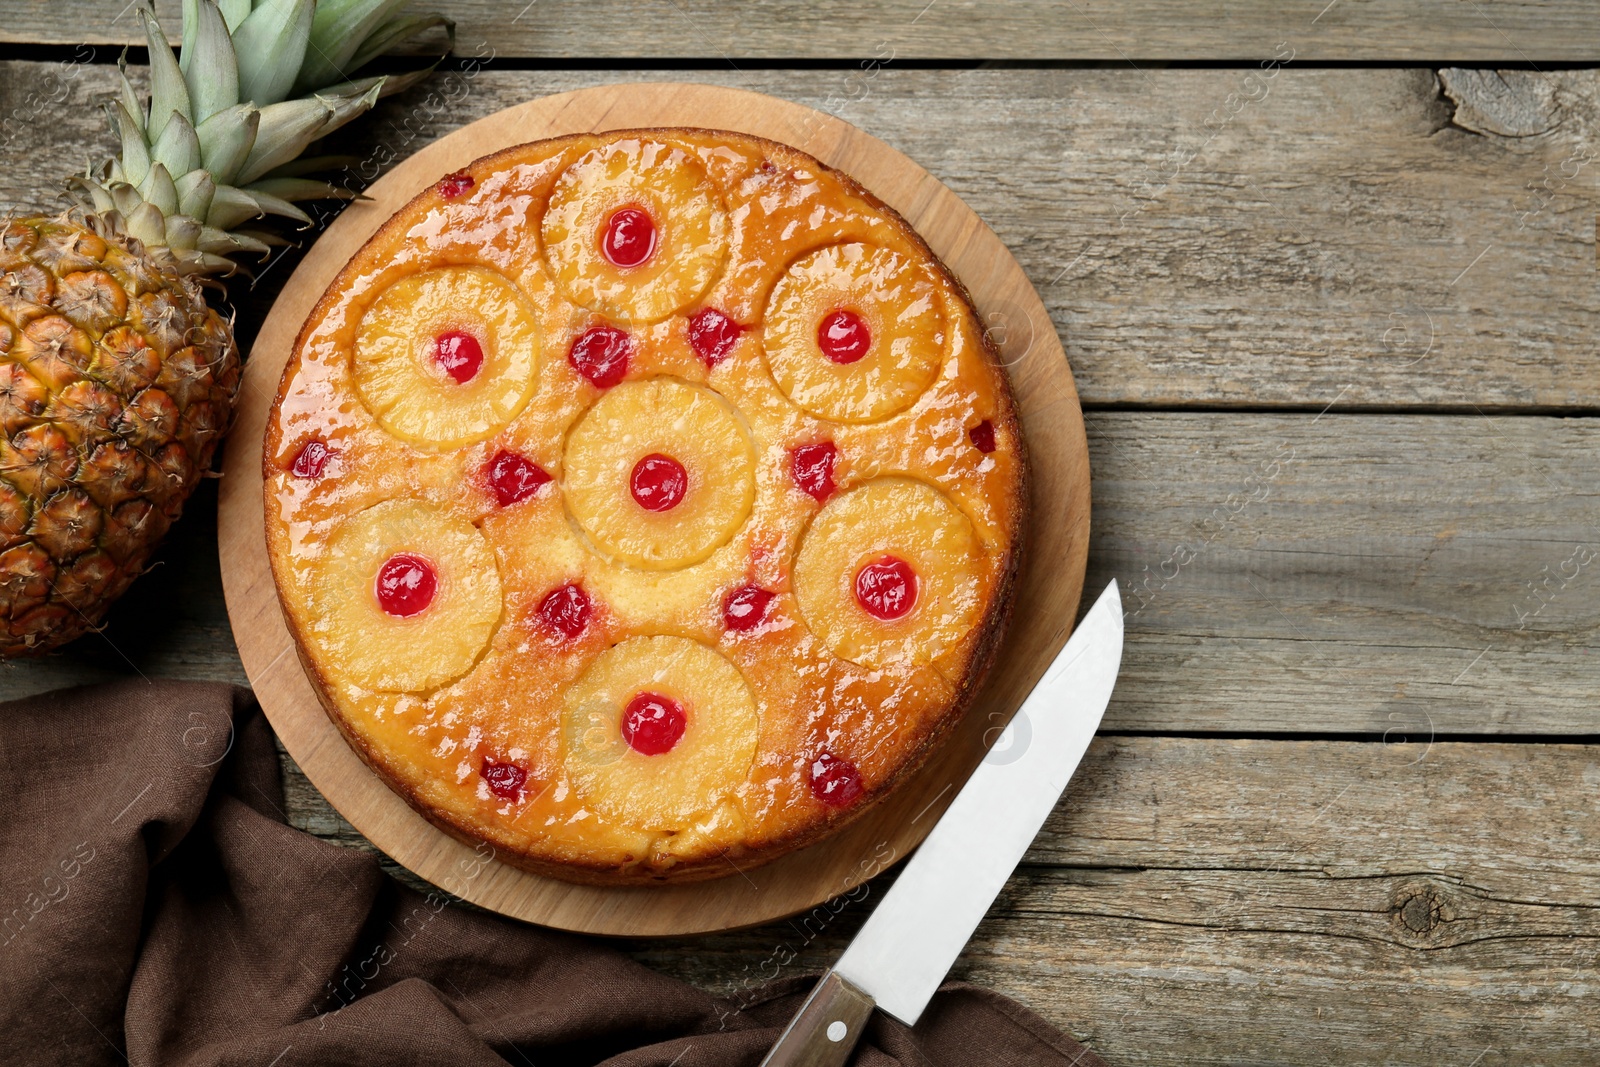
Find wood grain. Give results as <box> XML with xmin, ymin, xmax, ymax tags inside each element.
<box><xmin>1087</xmin><ymin>412</ymin><xmax>1600</xmax><ymax>736</ymax></box>
<box><xmin>6</xmin><ymin>64</ymin><xmax>1599</xmax><ymax>411</ymax></box>
<box><xmin>215</xmin><ymin>82</ymin><xmax>1091</xmax><ymax>934</ymax></box>
<box><xmin>0</xmin><ymin>41</ymin><xmax>1592</xmax><ymax>1067</ymax></box>
<box><xmin>619</xmin><ymin>735</ymin><xmax>1600</xmax><ymax>1066</ymax></box>
<box><xmin>3</xmin><ymin>413</ymin><xmax>1593</xmax><ymax>738</ymax></box>
<box><xmin>759</xmin><ymin>970</ymin><xmax>876</xmax><ymax>1067</ymax></box>
<box><xmin>5</xmin><ymin>1</ymin><xmax>1599</xmax><ymax>62</ymax></box>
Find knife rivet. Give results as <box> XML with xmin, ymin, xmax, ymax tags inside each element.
<box><xmin>827</xmin><ymin>1021</ymin><xmax>847</xmax><ymax>1042</ymax></box>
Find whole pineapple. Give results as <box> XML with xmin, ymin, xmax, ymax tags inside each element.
<box><xmin>0</xmin><ymin>0</ymin><xmax>447</xmax><ymax>655</ymax></box>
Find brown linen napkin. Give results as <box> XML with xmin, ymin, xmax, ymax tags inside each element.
<box><xmin>0</xmin><ymin>679</ymin><xmax>1106</xmax><ymax>1066</ymax></box>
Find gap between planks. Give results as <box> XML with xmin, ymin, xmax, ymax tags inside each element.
<box><xmin>6</xmin><ymin>1</ymin><xmax>1600</xmax><ymax>63</ymax></box>
<box><xmin>1</xmin><ymin>412</ymin><xmax>1592</xmax><ymax>737</ymax></box>
<box><xmin>4</xmin><ymin>65</ymin><xmax>1599</xmax><ymax>411</ymax></box>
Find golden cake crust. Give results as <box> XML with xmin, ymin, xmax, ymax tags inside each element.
<box><xmin>266</xmin><ymin>128</ymin><xmax>1027</xmax><ymax>884</ymax></box>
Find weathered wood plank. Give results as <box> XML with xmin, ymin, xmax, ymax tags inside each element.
<box><xmin>4</xmin><ymin>64</ymin><xmax>1598</xmax><ymax>410</ymax></box>
<box><xmin>617</xmin><ymin>736</ymin><xmax>1600</xmax><ymax>1066</ymax></box>
<box><xmin>5</xmin><ymin>1</ymin><xmax>1600</xmax><ymax>62</ymax></box>
<box><xmin>0</xmin><ymin>48</ymin><xmax>1591</xmax><ymax>1067</ymax></box>
<box><xmin>0</xmin><ymin>64</ymin><xmax>1593</xmax><ymax>732</ymax></box>
<box><xmin>1087</xmin><ymin>412</ymin><xmax>1600</xmax><ymax>736</ymax></box>
<box><xmin>0</xmin><ymin>414</ymin><xmax>1593</xmax><ymax>736</ymax></box>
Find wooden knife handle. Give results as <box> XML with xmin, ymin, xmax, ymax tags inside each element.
<box><xmin>758</xmin><ymin>969</ymin><xmax>877</xmax><ymax>1067</ymax></box>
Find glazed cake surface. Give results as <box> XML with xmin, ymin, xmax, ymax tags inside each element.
<box><xmin>265</xmin><ymin>129</ymin><xmax>1026</xmax><ymax>883</ymax></box>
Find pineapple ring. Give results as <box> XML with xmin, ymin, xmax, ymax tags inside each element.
<box><xmin>310</xmin><ymin>499</ymin><xmax>502</xmax><ymax>691</ymax></box>
<box><xmin>793</xmin><ymin>477</ymin><xmax>984</xmax><ymax>669</ymax></box>
<box><xmin>763</xmin><ymin>243</ymin><xmax>946</xmax><ymax>423</ymax></box>
<box><xmin>561</xmin><ymin>635</ymin><xmax>759</xmax><ymax>828</ymax></box>
<box><xmin>541</xmin><ymin>140</ymin><xmax>729</xmax><ymax>325</ymax></box>
<box><xmin>352</xmin><ymin>267</ymin><xmax>539</xmax><ymax>450</ymax></box>
<box><xmin>562</xmin><ymin>377</ymin><xmax>755</xmax><ymax>570</ymax></box>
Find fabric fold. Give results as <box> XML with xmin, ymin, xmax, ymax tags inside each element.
<box><xmin>0</xmin><ymin>679</ymin><xmax>1104</xmax><ymax>1066</ymax></box>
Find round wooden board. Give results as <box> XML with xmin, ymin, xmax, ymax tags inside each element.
<box><xmin>218</xmin><ymin>82</ymin><xmax>1090</xmax><ymax>936</ymax></box>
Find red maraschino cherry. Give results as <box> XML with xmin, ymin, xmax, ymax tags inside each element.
<box><xmin>968</xmin><ymin>420</ymin><xmax>996</xmax><ymax>453</ymax></box>
<box><xmin>855</xmin><ymin>556</ymin><xmax>917</xmax><ymax>620</ymax></box>
<box><xmin>688</xmin><ymin>307</ymin><xmax>742</xmax><ymax>366</ymax></box>
<box><xmin>809</xmin><ymin>751</ymin><xmax>863</xmax><ymax>807</ymax></box>
<box><xmin>722</xmin><ymin>585</ymin><xmax>775</xmax><ymax>632</ymax></box>
<box><xmin>375</xmin><ymin>553</ymin><xmax>436</xmax><ymax>617</ymax></box>
<box><xmin>817</xmin><ymin>309</ymin><xmax>870</xmax><ymax>364</ymax></box>
<box><xmin>621</xmin><ymin>692</ymin><xmax>687</xmax><ymax>755</ymax></box>
<box><xmin>569</xmin><ymin>325</ymin><xmax>631</xmax><ymax>388</ymax></box>
<box><xmin>290</xmin><ymin>439</ymin><xmax>333</xmax><ymax>480</ymax></box>
<box><xmin>630</xmin><ymin>453</ymin><xmax>688</xmax><ymax>512</ymax></box>
<box><xmin>538</xmin><ymin>582</ymin><xmax>592</xmax><ymax>639</ymax></box>
<box><xmin>602</xmin><ymin>206</ymin><xmax>658</xmax><ymax>267</ymax></box>
<box><xmin>789</xmin><ymin>441</ymin><xmax>838</xmax><ymax>501</ymax></box>
<box><xmin>481</xmin><ymin>757</ymin><xmax>527</xmax><ymax>800</ymax></box>
<box><xmin>433</xmin><ymin>331</ymin><xmax>484</xmax><ymax>384</ymax></box>
<box><xmin>485</xmin><ymin>449</ymin><xmax>551</xmax><ymax>507</ymax></box>
<box><xmin>437</xmin><ymin>171</ymin><xmax>474</xmax><ymax>198</ymax></box>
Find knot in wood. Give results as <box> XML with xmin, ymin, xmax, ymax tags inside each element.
<box><xmin>1400</xmin><ymin>891</ymin><xmax>1438</xmax><ymax>933</ymax></box>
<box><xmin>1391</xmin><ymin>881</ymin><xmax>1454</xmax><ymax>943</ymax></box>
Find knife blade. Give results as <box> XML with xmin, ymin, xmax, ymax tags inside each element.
<box><xmin>758</xmin><ymin>580</ymin><xmax>1124</xmax><ymax>1067</ymax></box>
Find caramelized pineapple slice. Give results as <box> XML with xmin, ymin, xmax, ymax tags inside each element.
<box><xmin>562</xmin><ymin>377</ymin><xmax>755</xmax><ymax>570</ymax></box>
<box><xmin>309</xmin><ymin>499</ymin><xmax>502</xmax><ymax>691</ymax></box>
<box><xmin>561</xmin><ymin>635</ymin><xmax>759</xmax><ymax>829</ymax></box>
<box><xmin>352</xmin><ymin>267</ymin><xmax>539</xmax><ymax>449</ymax></box>
<box><xmin>793</xmin><ymin>477</ymin><xmax>982</xmax><ymax>669</ymax></box>
<box><xmin>541</xmin><ymin>140</ymin><xmax>728</xmax><ymax>325</ymax></box>
<box><xmin>763</xmin><ymin>243</ymin><xmax>945</xmax><ymax>423</ymax></box>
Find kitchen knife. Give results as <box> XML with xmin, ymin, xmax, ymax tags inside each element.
<box><xmin>758</xmin><ymin>580</ymin><xmax>1124</xmax><ymax>1067</ymax></box>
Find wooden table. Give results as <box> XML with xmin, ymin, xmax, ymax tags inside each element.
<box><xmin>3</xmin><ymin>5</ymin><xmax>1597</xmax><ymax>1063</ymax></box>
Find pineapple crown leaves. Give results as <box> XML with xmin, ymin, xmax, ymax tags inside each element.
<box><xmin>72</xmin><ymin>0</ymin><xmax>453</xmax><ymax>276</ymax></box>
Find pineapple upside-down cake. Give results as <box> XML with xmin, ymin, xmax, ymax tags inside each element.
<box><xmin>266</xmin><ymin>129</ymin><xmax>1027</xmax><ymax>884</ymax></box>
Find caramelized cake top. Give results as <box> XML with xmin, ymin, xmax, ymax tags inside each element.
<box><xmin>266</xmin><ymin>130</ymin><xmax>1025</xmax><ymax>883</ymax></box>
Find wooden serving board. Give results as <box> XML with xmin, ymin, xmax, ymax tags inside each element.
<box><xmin>217</xmin><ymin>82</ymin><xmax>1091</xmax><ymax>936</ymax></box>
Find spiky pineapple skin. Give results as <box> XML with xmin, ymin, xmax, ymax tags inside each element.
<box><xmin>0</xmin><ymin>216</ymin><xmax>239</xmax><ymax>655</ymax></box>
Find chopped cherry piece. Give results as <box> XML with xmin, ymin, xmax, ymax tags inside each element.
<box><xmin>485</xmin><ymin>449</ymin><xmax>551</xmax><ymax>507</ymax></box>
<box><xmin>433</xmin><ymin>330</ymin><xmax>484</xmax><ymax>384</ymax></box>
<box><xmin>621</xmin><ymin>692</ymin><xmax>687</xmax><ymax>756</ymax></box>
<box><xmin>855</xmin><ymin>556</ymin><xmax>918</xmax><ymax>620</ymax></box>
<box><xmin>817</xmin><ymin>309</ymin><xmax>871</xmax><ymax>365</ymax></box>
<box><xmin>601</xmin><ymin>206</ymin><xmax>658</xmax><ymax>268</ymax></box>
<box><xmin>968</xmin><ymin>419</ymin><xmax>996</xmax><ymax>454</ymax></box>
<box><xmin>538</xmin><ymin>582</ymin><xmax>592</xmax><ymax>639</ymax></box>
<box><xmin>481</xmin><ymin>757</ymin><xmax>527</xmax><ymax>800</ymax></box>
<box><xmin>290</xmin><ymin>439</ymin><xmax>333</xmax><ymax>480</ymax></box>
<box><xmin>809</xmin><ymin>751</ymin><xmax>863</xmax><ymax>808</ymax></box>
<box><xmin>789</xmin><ymin>441</ymin><xmax>838</xmax><ymax>502</ymax></box>
<box><xmin>568</xmin><ymin>325</ymin><xmax>631</xmax><ymax>388</ymax></box>
<box><xmin>375</xmin><ymin>553</ymin><xmax>436</xmax><ymax>618</ymax></box>
<box><xmin>630</xmin><ymin>453</ymin><xmax>688</xmax><ymax>512</ymax></box>
<box><xmin>437</xmin><ymin>171</ymin><xmax>475</xmax><ymax>198</ymax></box>
<box><xmin>722</xmin><ymin>585</ymin><xmax>775</xmax><ymax>632</ymax></box>
<box><xmin>688</xmin><ymin>307</ymin><xmax>742</xmax><ymax>366</ymax></box>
